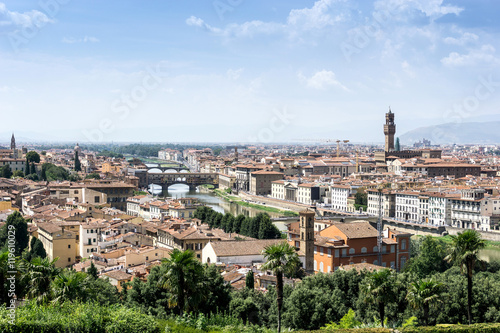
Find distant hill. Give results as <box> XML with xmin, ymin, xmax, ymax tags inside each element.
<box><xmin>400</xmin><ymin>121</ymin><xmax>500</xmax><ymax>145</ymax></box>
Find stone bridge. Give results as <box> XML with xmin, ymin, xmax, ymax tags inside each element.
<box><xmin>134</xmin><ymin>169</ymin><xmax>218</xmax><ymax>190</ymax></box>
<box><xmin>144</xmin><ymin>163</ymin><xmax>188</xmax><ymax>173</ymax></box>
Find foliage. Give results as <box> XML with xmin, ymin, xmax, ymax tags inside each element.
<box><xmin>0</xmin><ymin>211</ymin><xmax>29</xmax><ymax>256</ymax></box>
<box><xmin>86</xmin><ymin>172</ymin><xmax>101</xmax><ymax>180</ymax></box>
<box><xmin>98</xmin><ymin>150</ymin><xmax>124</xmax><ymax>158</ymax></box>
<box><xmin>0</xmin><ymin>165</ymin><xmax>12</xmax><ymax>178</ymax></box>
<box><xmin>445</xmin><ymin>230</ymin><xmax>486</xmax><ymax>325</ymax></box>
<box><xmin>261</xmin><ymin>241</ymin><xmax>301</xmax><ymax>332</ymax></box>
<box><xmin>42</xmin><ymin>163</ymin><xmax>70</xmax><ymax>181</ymax></box>
<box><xmin>355</xmin><ymin>190</ymin><xmax>367</xmax><ymax>206</ymax></box>
<box><xmin>133</xmin><ymin>190</ymin><xmax>149</xmax><ymax>196</ymax></box>
<box><xmin>194</xmin><ymin>206</ymin><xmax>281</xmax><ymax>239</ymax></box>
<box><xmin>22</xmin><ymin>237</ymin><xmax>47</xmax><ymax>262</ymax></box>
<box><xmin>88</xmin><ymin>262</ymin><xmax>98</xmax><ymax>279</ymax></box>
<box><xmin>0</xmin><ymin>302</ymin><xmax>160</xmax><ymax>333</ymax></box>
<box><xmin>321</xmin><ymin>308</ymin><xmax>361</xmax><ymax>330</ymax></box>
<box><xmin>406</xmin><ymin>278</ymin><xmax>446</xmax><ymax>326</ymax></box>
<box><xmin>75</xmin><ymin>151</ymin><xmax>82</xmax><ymax>171</ymax></box>
<box><xmin>246</xmin><ymin>270</ymin><xmax>254</xmax><ymax>290</ymax></box>
<box><xmin>12</xmin><ymin>170</ymin><xmax>24</xmax><ymax>178</ymax></box>
<box><xmin>157</xmin><ymin>249</ymin><xmax>205</xmax><ymax>315</ymax></box>
<box><xmin>26</xmin><ymin>151</ymin><xmax>41</xmax><ymax>163</ymax></box>
<box><xmin>405</xmin><ymin>236</ymin><xmax>450</xmax><ymax>277</ymax></box>
<box><xmin>359</xmin><ymin>269</ymin><xmax>396</xmax><ymax>325</ymax></box>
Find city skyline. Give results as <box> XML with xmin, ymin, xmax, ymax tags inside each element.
<box><xmin>1</xmin><ymin>0</ymin><xmax>500</xmax><ymax>143</ymax></box>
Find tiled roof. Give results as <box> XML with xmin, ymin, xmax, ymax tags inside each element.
<box><xmin>209</xmin><ymin>239</ymin><xmax>284</xmax><ymax>257</ymax></box>
<box><xmin>332</xmin><ymin>221</ymin><xmax>379</xmax><ymax>239</ymax></box>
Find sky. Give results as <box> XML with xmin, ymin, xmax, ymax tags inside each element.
<box><xmin>0</xmin><ymin>0</ymin><xmax>500</xmax><ymax>145</ymax></box>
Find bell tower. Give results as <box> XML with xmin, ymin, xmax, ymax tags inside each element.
<box><xmin>10</xmin><ymin>133</ymin><xmax>15</xmax><ymax>150</ymax></box>
<box><xmin>299</xmin><ymin>208</ymin><xmax>315</xmax><ymax>274</ymax></box>
<box><xmin>384</xmin><ymin>108</ymin><xmax>396</xmax><ymax>152</ymax></box>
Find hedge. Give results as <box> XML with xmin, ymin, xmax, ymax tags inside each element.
<box><xmin>0</xmin><ymin>302</ymin><xmax>160</xmax><ymax>333</ymax></box>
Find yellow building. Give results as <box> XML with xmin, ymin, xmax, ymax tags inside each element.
<box><xmin>37</xmin><ymin>223</ymin><xmax>78</xmax><ymax>268</ymax></box>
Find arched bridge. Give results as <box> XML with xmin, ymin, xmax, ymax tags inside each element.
<box><xmin>134</xmin><ymin>169</ymin><xmax>218</xmax><ymax>190</ymax></box>
<box><xmin>145</xmin><ymin>163</ymin><xmax>188</xmax><ymax>173</ymax></box>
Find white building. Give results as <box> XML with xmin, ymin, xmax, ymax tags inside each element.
<box><xmin>330</xmin><ymin>185</ymin><xmax>352</xmax><ymax>212</ymax></box>
<box><xmin>79</xmin><ymin>222</ymin><xmax>106</xmax><ymax>258</ymax></box>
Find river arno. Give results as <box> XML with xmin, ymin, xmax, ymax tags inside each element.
<box><xmin>150</xmin><ymin>184</ymin><xmax>292</xmax><ymax>232</ymax></box>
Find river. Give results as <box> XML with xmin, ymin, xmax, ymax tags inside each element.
<box><xmin>149</xmin><ymin>184</ymin><xmax>294</xmax><ymax>232</ymax></box>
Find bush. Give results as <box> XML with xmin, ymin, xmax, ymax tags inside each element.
<box><xmin>0</xmin><ymin>302</ymin><xmax>160</xmax><ymax>333</ymax></box>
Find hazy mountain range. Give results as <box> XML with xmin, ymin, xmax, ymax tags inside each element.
<box><xmin>400</xmin><ymin>121</ymin><xmax>500</xmax><ymax>145</ymax></box>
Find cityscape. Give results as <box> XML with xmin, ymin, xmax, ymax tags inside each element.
<box><xmin>1</xmin><ymin>1</ymin><xmax>500</xmax><ymax>332</ymax></box>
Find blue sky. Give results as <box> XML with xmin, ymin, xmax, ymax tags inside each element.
<box><xmin>0</xmin><ymin>0</ymin><xmax>499</xmax><ymax>144</ymax></box>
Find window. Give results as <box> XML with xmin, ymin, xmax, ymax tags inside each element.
<box><xmin>314</xmin><ymin>246</ymin><xmax>317</xmax><ymax>254</ymax></box>
<box><xmin>68</xmin><ymin>257</ymin><xmax>71</xmax><ymax>262</ymax></box>
<box><xmin>391</xmin><ymin>245</ymin><xmax>395</xmax><ymax>253</ymax></box>
<box><xmin>361</xmin><ymin>247</ymin><xmax>367</xmax><ymax>254</ymax></box>
<box><xmin>342</xmin><ymin>249</ymin><xmax>347</xmax><ymax>256</ymax></box>
<box><xmin>327</xmin><ymin>266</ymin><xmax>331</xmax><ymax>273</ymax></box>
<box><xmin>146</xmin><ymin>256</ymin><xmax>149</xmax><ymax>261</ymax></box>
<box><xmin>335</xmin><ymin>249</ymin><xmax>339</xmax><ymax>257</ymax></box>
<box><xmin>328</xmin><ymin>248</ymin><xmax>332</xmax><ymax>257</ymax></box>
<box><xmin>349</xmin><ymin>248</ymin><xmax>355</xmax><ymax>255</ymax></box>
<box><xmin>401</xmin><ymin>256</ymin><xmax>407</xmax><ymax>268</ymax></box>
<box><xmin>68</xmin><ymin>244</ymin><xmax>71</xmax><ymax>249</ymax></box>
<box><xmin>320</xmin><ymin>247</ymin><xmax>323</xmax><ymax>255</ymax></box>
<box><xmin>382</xmin><ymin>245</ymin><xmax>387</xmax><ymax>253</ymax></box>
<box><xmin>373</xmin><ymin>246</ymin><xmax>378</xmax><ymax>252</ymax></box>
<box><xmin>319</xmin><ymin>262</ymin><xmax>324</xmax><ymax>272</ymax></box>
<box><xmin>401</xmin><ymin>239</ymin><xmax>407</xmax><ymax>250</ymax></box>
<box><xmin>314</xmin><ymin>260</ymin><xmax>317</xmax><ymax>271</ymax></box>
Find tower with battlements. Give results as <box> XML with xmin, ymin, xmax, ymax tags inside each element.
<box><xmin>384</xmin><ymin>108</ymin><xmax>396</xmax><ymax>152</ymax></box>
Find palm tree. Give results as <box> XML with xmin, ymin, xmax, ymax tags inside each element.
<box><xmin>360</xmin><ymin>268</ymin><xmax>395</xmax><ymax>325</ymax></box>
<box><xmin>261</xmin><ymin>241</ymin><xmax>301</xmax><ymax>332</ymax></box>
<box><xmin>157</xmin><ymin>249</ymin><xmax>204</xmax><ymax>315</ymax></box>
<box><xmin>445</xmin><ymin>229</ymin><xmax>485</xmax><ymax>324</ymax></box>
<box><xmin>51</xmin><ymin>270</ymin><xmax>88</xmax><ymax>304</ymax></box>
<box><xmin>406</xmin><ymin>278</ymin><xmax>445</xmax><ymax>326</ymax></box>
<box><xmin>20</xmin><ymin>257</ymin><xmax>60</xmax><ymax>304</ymax></box>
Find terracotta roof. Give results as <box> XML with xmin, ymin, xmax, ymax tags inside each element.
<box><xmin>209</xmin><ymin>239</ymin><xmax>284</xmax><ymax>257</ymax></box>
<box><xmin>104</xmin><ymin>270</ymin><xmax>133</xmax><ymax>281</ymax></box>
<box><xmin>332</xmin><ymin>221</ymin><xmax>379</xmax><ymax>239</ymax></box>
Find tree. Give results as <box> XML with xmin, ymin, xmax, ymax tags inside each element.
<box><xmin>261</xmin><ymin>241</ymin><xmax>301</xmax><ymax>332</ymax></box>
<box><xmin>23</xmin><ymin>237</ymin><xmax>47</xmax><ymax>262</ymax></box>
<box><xmin>360</xmin><ymin>268</ymin><xmax>395</xmax><ymax>325</ymax></box>
<box><xmin>445</xmin><ymin>230</ymin><xmax>486</xmax><ymax>324</ymax></box>
<box><xmin>12</xmin><ymin>170</ymin><xmax>24</xmax><ymax>178</ymax></box>
<box><xmin>233</xmin><ymin>214</ymin><xmax>245</xmax><ymax>234</ymax></box>
<box><xmin>51</xmin><ymin>270</ymin><xmax>88</xmax><ymax>304</ymax></box>
<box><xmin>85</xmin><ymin>172</ymin><xmax>100</xmax><ymax>180</ymax></box>
<box><xmin>25</xmin><ymin>157</ymin><xmax>30</xmax><ymax>176</ymax></box>
<box><xmin>395</xmin><ymin>137</ymin><xmax>401</xmax><ymax>151</ymax></box>
<box><xmin>74</xmin><ymin>151</ymin><xmax>81</xmax><ymax>172</ymax></box>
<box><xmin>406</xmin><ymin>278</ymin><xmax>446</xmax><ymax>326</ymax></box>
<box><xmin>26</xmin><ymin>151</ymin><xmax>41</xmax><ymax>163</ymax></box>
<box><xmin>0</xmin><ymin>211</ymin><xmax>29</xmax><ymax>256</ymax></box>
<box><xmin>157</xmin><ymin>249</ymin><xmax>204</xmax><ymax>315</ymax></box>
<box><xmin>88</xmin><ymin>262</ymin><xmax>98</xmax><ymax>280</ymax></box>
<box><xmin>0</xmin><ymin>165</ymin><xmax>12</xmax><ymax>179</ymax></box>
<box><xmin>405</xmin><ymin>236</ymin><xmax>450</xmax><ymax>277</ymax></box>
<box><xmin>20</xmin><ymin>257</ymin><xmax>60</xmax><ymax>304</ymax></box>
<box><xmin>246</xmin><ymin>270</ymin><xmax>254</xmax><ymax>290</ymax></box>
<box><xmin>258</xmin><ymin>215</ymin><xmax>281</xmax><ymax>239</ymax></box>
<box><xmin>30</xmin><ymin>162</ymin><xmax>36</xmax><ymax>175</ymax></box>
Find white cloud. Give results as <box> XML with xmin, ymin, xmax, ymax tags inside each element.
<box><xmin>374</xmin><ymin>0</ymin><xmax>463</xmax><ymax>21</ymax></box>
<box><xmin>227</xmin><ymin>68</ymin><xmax>243</xmax><ymax>80</ymax></box>
<box><xmin>186</xmin><ymin>0</ymin><xmax>343</xmax><ymax>39</ymax></box>
<box><xmin>443</xmin><ymin>32</ymin><xmax>478</xmax><ymax>46</ymax></box>
<box><xmin>287</xmin><ymin>0</ymin><xmax>342</xmax><ymax>30</ymax></box>
<box><xmin>0</xmin><ymin>85</ymin><xmax>23</xmax><ymax>93</ymax></box>
<box><xmin>0</xmin><ymin>2</ymin><xmax>53</xmax><ymax>33</ymax></box>
<box><xmin>62</xmin><ymin>36</ymin><xmax>100</xmax><ymax>44</ymax></box>
<box><xmin>301</xmin><ymin>70</ymin><xmax>349</xmax><ymax>91</ymax></box>
<box><xmin>441</xmin><ymin>45</ymin><xmax>498</xmax><ymax>67</ymax></box>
